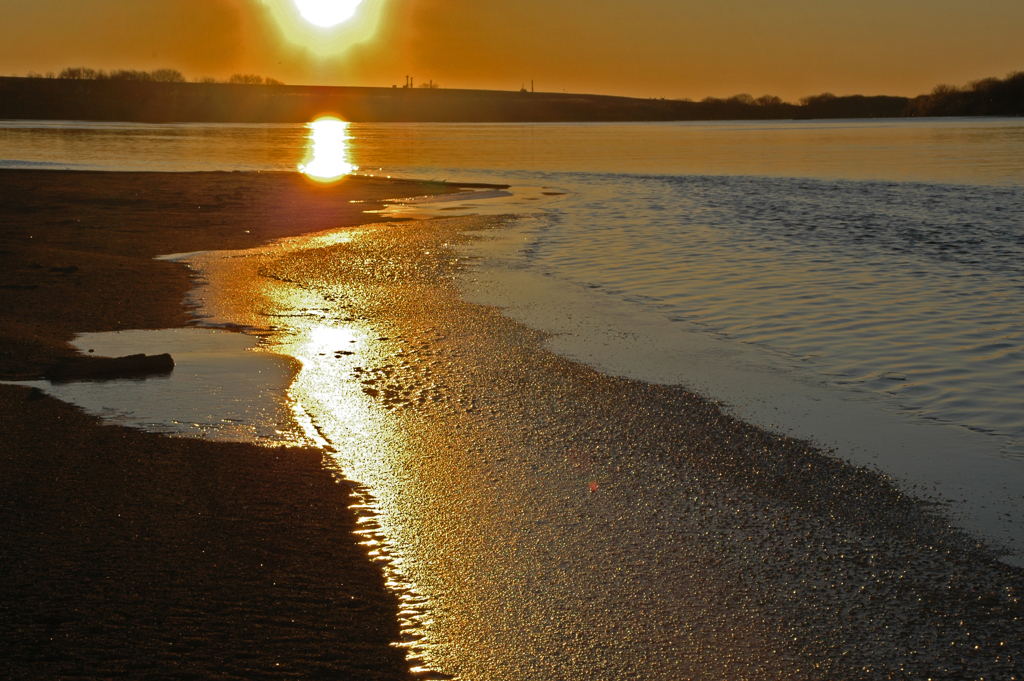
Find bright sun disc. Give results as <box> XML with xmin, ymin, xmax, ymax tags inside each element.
<box><xmin>293</xmin><ymin>0</ymin><xmax>363</xmax><ymax>27</ymax></box>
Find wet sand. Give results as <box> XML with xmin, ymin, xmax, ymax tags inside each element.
<box><xmin>2</xmin><ymin>170</ymin><xmax>1023</xmax><ymax>679</ymax></box>
<box><xmin>0</xmin><ymin>169</ymin><xmax>459</xmax><ymax>378</ymax></box>
<box><xmin>0</xmin><ymin>170</ymin><xmax>460</xmax><ymax>679</ymax></box>
<box><xmin>188</xmin><ymin>214</ymin><xmax>1024</xmax><ymax>679</ymax></box>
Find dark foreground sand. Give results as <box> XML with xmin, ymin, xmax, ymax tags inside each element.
<box><xmin>0</xmin><ymin>170</ymin><xmax>460</xmax><ymax>679</ymax></box>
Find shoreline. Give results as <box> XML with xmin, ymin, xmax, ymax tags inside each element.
<box><xmin>458</xmin><ymin>216</ymin><xmax>1024</xmax><ymax>562</ymax></box>
<box><xmin>0</xmin><ymin>77</ymin><xmax>912</xmax><ymax>123</ymax></box>
<box><xmin>0</xmin><ymin>168</ymin><xmax>468</xmax><ymax>378</ymax></box>
<box><xmin>2</xmin><ymin>169</ymin><xmax>1023</xmax><ymax>678</ymax></box>
<box><xmin>168</xmin><ymin>209</ymin><xmax>1024</xmax><ymax>678</ymax></box>
<box><xmin>0</xmin><ymin>169</ymin><xmax>464</xmax><ymax>678</ymax></box>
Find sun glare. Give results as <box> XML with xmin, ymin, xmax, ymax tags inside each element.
<box><xmin>293</xmin><ymin>0</ymin><xmax>363</xmax><ymax>27</ymax></box>
<box><xmin>263</xmin><ymin>0</ymin><xmax>382</xmax><ymax>57</ymax></box>
<box><xmin>299</xmin><ymin>118</ymin><xmax>358</xmax><ymax>182</ymax></box>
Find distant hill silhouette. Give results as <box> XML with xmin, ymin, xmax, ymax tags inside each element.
<box><xmin>0</xmin><ymin>71</ymin><xmax>1020</xmax><ymax>123</ymax></box>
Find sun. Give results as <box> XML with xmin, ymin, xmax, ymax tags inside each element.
<box><xmin>262</xmin><ymin>0</ymin><xmax>382</xmax><ymax>57</ymax></box>
<box><xmin>293</xmin><ymin>0</ymin><xmax>363</xmax><ymax>27</ymax></box>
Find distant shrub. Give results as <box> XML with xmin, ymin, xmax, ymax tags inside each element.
<box><xmin>229</xmin><ymin>74</ymin><xmax>265</xmax><ymax>85</ymax></box>
<box><xmin>59</xmin><ymin>67</ymin><xmax>102</xmax><ymax>80</ymax></box>
<box><xmin>968</xmin><ymin>77</ymin><xmax>1000</xmax><ymax>92</ymax></box>
<box><xmin>193</xmin><ymin>76</ymin><xmax>219</xmax><ymax>84</ymax></box>
<box><xmin>265</xmin><ymin>77</ymin><xmax>284</xmax><ymax>86</ymax></box>
<box><xmin>755</xmin><ymin>95</ymin><xmax>784</xmax><ymax>106</ymax></box>
<box><xmin>150</xmin><ymin>69</ymin><xmax>186</xmax><ymax>83</ymax></box>
<box><xmin>930</xmin><ymin>83</ymin><xmax>960</xmax><ymax>97</ymax></box>
<box><xmin>799</xmin><ymin>92</ymin><xmax>837</xmax><ymax>107</ymax></box>
<box><xmin>695</xmin><ymin>94</ymin><xmax>784</xmax><ymax>108</ymax></box>
<box><xmin>107</xmin><ymin>70</ymin><xmax>152</xmax><ymax>81</ymax></box>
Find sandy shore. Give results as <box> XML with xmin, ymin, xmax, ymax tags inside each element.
<box><xmin>0</xmin><ymin>170</ymin><xmax>460</xmax><ymax>679</ymax></box>
<box><xmin>176</xmin><ymin>210</ymin><xmax>1024</xmax><ymax>679</ymax></box>
<box><xmin>2</xmin><ymin>169</ymin><xmax>1023</xmax><ymax>679</ymax></box>
<box><xmin>201</xmin><ymin>214</ymin><xmax>1024</xmax><ymax>679</ymax></box>
<box><xmin>0</xmin><ymin>169</ymin><xmax>460</xmax><ymax>378</ymax></box>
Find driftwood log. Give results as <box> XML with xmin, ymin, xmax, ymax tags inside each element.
<box><xmin>44</xmin><ymin>354</ymin><xmax>174</xmax><ymax>382</ymax></box>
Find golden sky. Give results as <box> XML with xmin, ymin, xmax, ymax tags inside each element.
<box><xmin>3</xmin><ymin>0</ymin><xmax>1023</xmax><ymax>101</ymax></box>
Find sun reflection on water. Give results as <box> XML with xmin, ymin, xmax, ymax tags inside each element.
<box><xmin>299</xmin><ymin>118</ymin><xmax>358</xmax><ymax>182</ymax></box>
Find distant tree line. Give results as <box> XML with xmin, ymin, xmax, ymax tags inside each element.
<box><xmin>21</xmin><ymin>68</ymin><xmax>284</xmax><ymax>86</ymax></box>
<box><xmin>905</xmin><ymin>71</ymin><xmax>1024</xmax><ymax>117</ymax></box>
<box><xmin>226</xmin><ymin>74</ymin><xmax>284</xmax><ymax>86</ymax></box>
<box><xmin>56</xmin><ymin>67</ymin><xmax>187</xmax><ymax>83</ymax></box>
<box><xmin>4</xmin><ymin>68</ymin><xmax>1022</xmax><ymax>122</ymax></box>
<box><xmin>16</xmin><ymin>68</ymin><xmax>1024</xmax><ymax>116</ymax></box>
<box><xmin>665</xmin><ymin>91</ymin><xmax>909</xmax><ymax>120</ymax></box>
<box><xmin>679</xmin><ymin>70</ymin><xmax>1023</xmax><ymax>118</ymax></box>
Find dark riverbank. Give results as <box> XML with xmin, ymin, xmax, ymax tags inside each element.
<box><xmin>0</xmin><ymin>76</ymin><xmax>910</xmax><ymax>123</ymax></box>
<box><xmin>2</xmin><ymin>71</ymin><xmax>1021</xmax><ymax>124</ymax></box>
<box><xmin>0</xmin><ymin>170</ymin><xmax>462</xmax><ymax>679</ymax></box>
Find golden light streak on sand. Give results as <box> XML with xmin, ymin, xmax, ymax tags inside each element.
<box><xmin>298</xmin><ymin>118</ymin><xmax>358</xmax><ymax>182</ymax></box>
<box><xmin>266</xmin><ymin>257</ymin><xmax>448</xmax><ymax>674</ymax></box>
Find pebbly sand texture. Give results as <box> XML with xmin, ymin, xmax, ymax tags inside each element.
<box><xmin>0</xmin><ymin>170</ymin><xmax>460</xmax><ymax>679</ymax></box>
<box><xmin>2</xmin><ymin>170</ymin><xmax>1023</xmax><ymax>679</ymax></box>
<box><xmin>220</xmin><ymin>214</ymin><xmax>1024</xmax><ymax>679</ymax></box>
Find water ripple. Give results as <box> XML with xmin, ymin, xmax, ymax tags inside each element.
<box><xmin>527</xmin><ymin>173</ymin><xmax>1024</xmax><ymax>446</ymax></box>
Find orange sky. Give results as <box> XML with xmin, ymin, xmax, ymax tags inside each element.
<box><xmin>3</xmin><ymin>0</ymin><xmax>1023</xmax><ymax>101</ymax></box>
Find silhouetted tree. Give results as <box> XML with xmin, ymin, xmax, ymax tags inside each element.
<box><xmin>229</xmin><ymin>74</ymin><xmax>265</xmax><ymax>85</ymax></box>
<box><xmin>108</xmin><ymin>70</ymin><xmax>144</xmax><ymax>81</ymax></box>
<box><xmin>799</xmin><ymin>93</ymin><xmax>836</xmax><ymax>107</ymax></box>
<box><xmin>150</xmin><ymin>69</ymin><xmax>186</xmax><ymax>83</ymax></box>
<box><xmin>969</xmin><ymin>77</ymin><xmax>1000</xmax><ymax>92</ymax></box>
<box><xmin>756</xmin><ymin>95</ymin><xmax>784</xmax><ymax>106</ymax></box>
<box><xmin>59</xmin><ymin>67</ymin><xmax>102</xmax><ymax>80</ymax></box>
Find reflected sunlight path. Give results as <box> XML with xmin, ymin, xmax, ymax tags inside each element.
<box><xmin>298</xmin><ymin>118</ymin><xmax>358</xmax><ymax>181</ymax></box>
